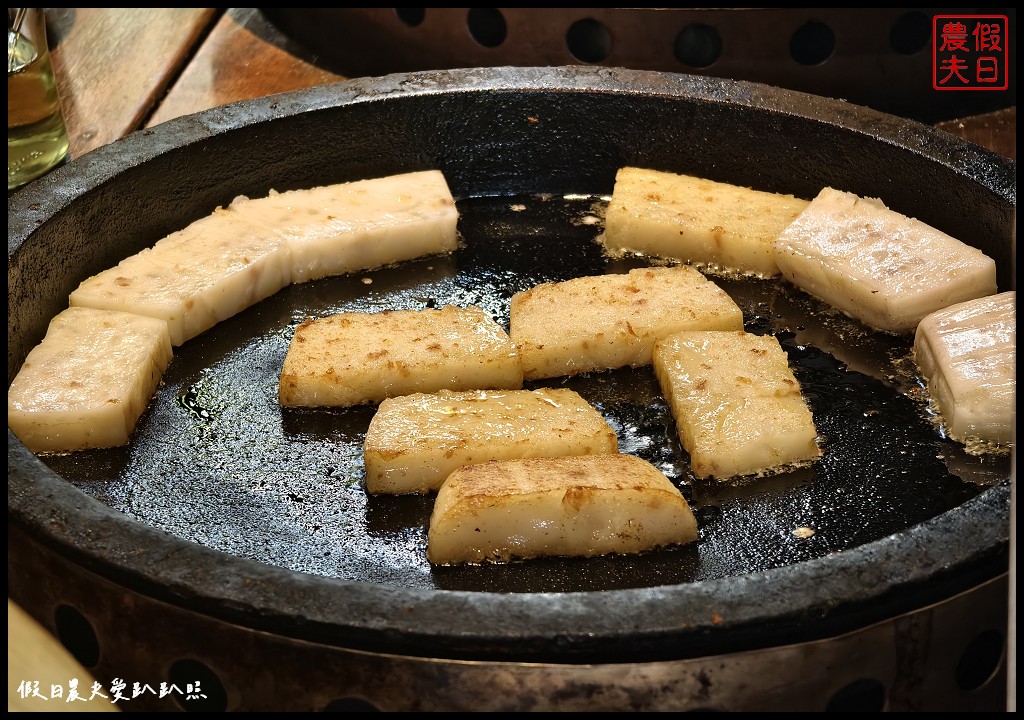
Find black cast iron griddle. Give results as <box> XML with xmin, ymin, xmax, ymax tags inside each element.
<box><xmin>8</xmin><ymin>67</ymin><xmax>1014</xmax><ymax>663</ymax></box>
<box><xmin>37</xmin><ymin>193</ymin><xmax>1004</xmax><ymax>594</ymax></box>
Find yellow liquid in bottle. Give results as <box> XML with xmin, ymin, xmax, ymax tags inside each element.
<box><xmin>8</xmin><ymin>30</ymin><xmax>70</xmax><ymax>191</ymax></box>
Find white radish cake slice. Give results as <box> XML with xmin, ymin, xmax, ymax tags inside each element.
<box><xmin>601</xmin><ymin>166</ymin><xmax>809</xmax><ymax>277</ymax></box>
<box><xmin>913</xmin><ymin>291</ymin><xmax>1015</xmax><ymax>447</ymax></box>
<box><xmin>773</xmin><ymin>187</ymin><xmax>997</xmax><ymax>333</ymax></box>
<box><xmin>364</xmin><ymin>388</ymin><xmax>618</xmax><ymax>494</ymax></box>
<box><xmin>8</xmin><ymin>306</ymin><xmax>172</xmax><ymax>453</ymax></box>
<box><xmin>653</xmin><ymin>330</ymin><xmax>821</xmax><ymax>480</ymax></box>
<box><xmin>279</xmin><ymin>305</ymin><xmax>523</xmax><ymax>407</ymax></box>
<box><xmin>509</xmin><ymin>265</ymin><xmax>744</xmax><ymax>380</ymax></box>
<box><xmin>234</xmin><ymin>170</ymin><xmax>460</xmax><ymax>283</ymax></box>
<box><xmin>69</xmin><ymin>206</ymin><xmax>292</xmax><ymax>346</ymax></box>
<box><xmin>426</xmin><ymin>453</ymin><xmax>697</xmax><ymax>565</ymax></box>
<box><xmin>68</xmin><ymin>171</ymin><xmax>459</xmax><ymax>346</ymax></box>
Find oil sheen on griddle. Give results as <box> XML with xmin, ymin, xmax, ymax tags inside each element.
<box><xmin>44</xmin><ymin>195</ymin><xmax>1006</xmax><ymax>594</ymax></box>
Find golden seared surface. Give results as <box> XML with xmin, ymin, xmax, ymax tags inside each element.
<box><xmin>427</xmin><ymin>453</ymin><xmax>697</xmax><ymax>565</ymax></box>
<box><xmin>69</xmin><ymin>171</ymin><xmax>459</xmax><ymax>346</ymax></box>
<box><xmin>654</xmin><ymin>330</ymin><xmax>820</xmax><ymax>480</ymax></box>
<box><xmin>69</xmin><ymin>206</ymin><xmax>291</xmax><ymax>347</ymax></box>
<box><xmin>509</xmin><ymin>265</ymin><xmax>743</xmax><ymax>380</ymax></box>
<box><xmin>237</xmin><ymin>169</ymin><xmax>459</xmax><ymax>283</ymax></box>
<box><xmin>602</xmin><ymin>166</ymin><xmax>809</xmax><ymax>277</ymax></box>
<box><xmin>364</xmin><ymin>387</ymin><xmax>618</xmax><ymax>494</ymax></box>
<box><xmin>279</xmin><ymin>305</ymin><xmax>523</xmax><ymax>407</ymax></box>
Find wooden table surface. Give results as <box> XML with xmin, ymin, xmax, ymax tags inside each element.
<box><xmin>44</xmin><ymin>8</ymin><xmax>345</xmax><ymax>158</ymax></box>
<box><xmin>43</xmin><ymin>8</ymin><xmax>1016</xmax><ymax>163</ymax></box>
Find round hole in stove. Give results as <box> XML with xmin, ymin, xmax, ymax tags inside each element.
<box><xmin>323</xmin><ymin>697</ymin><xmax>382</xmax><ymax>712</ymax></box>
<box><xmin>394</xmin><ymin>8</ymin><xmax>425</xmax><ymax>28</ymax></box>
<box><xmin>825</xmin><ymin>677</ymin><xmax>887</xmax><ymax>712</ymax></box>
<box><xmin>790</xmin><ymin>20</ymin><xmax>836</xmax><ymax>66</ymax></box>
<box><xmin>954</xmin><ymin>628</ymin><xmax>1005</xmax><ymax>691</ymax></box>
<box><xmin>54</xmin><ymin>604</ymin><xmax>100</xmax><ymax>669</ymax></box>
<box><xmin>467</xmin><ymin>8</ymin><xmax>507</xmax><ymax>48</ymax></box>
<box><xmin>674</xmin><ymin>24</ymin><xmax>723</xmax><ymax>69</ymax></box>
<box><xmin>169</xmin><ymin>658</ymin><xmax>229</xmax><ymax>713</ymax></box>
<box><xmin>566</xmin><ymin>18</ymin><xmax>612</xmax><ymax>63</ymax></box>
<box><xmin>889</xmin><ymin>11</ymin><xmax>931</xmax><ymax>55</ymax></box>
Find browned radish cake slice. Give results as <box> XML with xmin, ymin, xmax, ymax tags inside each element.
<box><xmin>279</xmin><ymin>305</ymin><xmax>523</xmax><ymax>407</ymax></box>
<box><xmin>427</xmin><ymin>453</ymin><xmax>697</xmax><ymax>565</ymax></box>
<box><xmin>913</xmin><ymin>291</ymin><xmax>1015</xmax><ymax>448</ymax></box>
<box><xmin>510</xmin><ymin>265</ymin><xmax>743</xmax><ymax>380</ymax></box>
<box><xmin>602</xmin><ymin>166</ymin><xmax>809</xmax><ymax>277</ymax></box>
<box><xmin>364</xmin><ymin>388</ymin><xmax>618</xmax><ymax>494</ymax></box>
<box><xmin>8</xmin><ymin>306</ymin><xmax>172</xmax><ymax>453</ymax></box>
<box><xmin>236</xmin><ymin>169</ymin><xmax>459</xmax><ymax>283</ymax></box>
<box><xmin>653</xmin><ymin>330</ymin><xmax>820</xmax><ymax>480</ymax></box>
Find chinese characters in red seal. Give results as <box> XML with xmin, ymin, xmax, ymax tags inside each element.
<box><xmin>933</xmin><ymin>15</ymin><xmax>1009</xmax><ymax>90</ymax></box>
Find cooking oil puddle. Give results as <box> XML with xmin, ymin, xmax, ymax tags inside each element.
<box><xmin>176</xmin><ymin>371</ymin><xmax>227</xmax><ymax>442</ymax></box>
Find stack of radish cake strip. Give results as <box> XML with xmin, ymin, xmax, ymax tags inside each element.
<box><xmin>9</xmin><ymin>171</ymin><xmax>461</xmax><ymax>452</ymax></box>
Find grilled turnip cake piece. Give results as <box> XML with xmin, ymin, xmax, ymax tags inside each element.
<box><xmin>426</xmin><ymin>453</ymin><xmax>697</xmax><ymax>565</ymax></box>
<box><xmin>654</xmin><ymin>330</ymin><xmax>821</xmax><ymax>480</ymax></box>
<box><xmin>8</xmin><ymin>307</ymin><xmax>172</xmax><ymax>453</ymax></box>
<box><xmin>509</xmin><ymin>265</ymin><xmax>743</xmax><ymax>380</ymax></box>
<box><xmin>279</xmin><ymin>305</ymin><xmax>523</xmax><ymax>407</ymax></box>
<box><xmin>69</xmin><ymin>171</ymin><xmax>459</xmax><ymax>346</ymax></box>
<box><xmin>913</xmin><ymin>291</ymin><xmax>1015</xmax><ymax>447</ymax></box>
<box><xmin>602</xmin><ymin>166</ymin><xmax>809</xmax><ymax>277</ymax></box>
<box><xmin>364</xmin><ymin>388</ymin><xmax>618</xmax><ymax>494</ymax></box>
<box><xmin>234</xmin><ymin>170</ymin><xmax>460</xmax><ymax>283</ymax></box>
<box><xmin>773</xmin><ymin>187</ymin><xmax>997</xmax><ymax>334</ymax></box>
<box><xmin>69</xmin><ymin>206</ymin><xmax>291</xmax><ymax>346</ymax></box>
